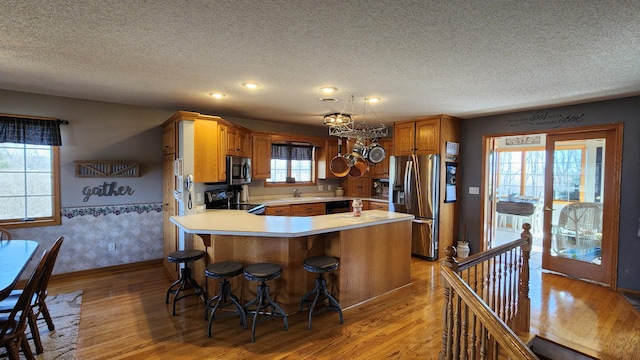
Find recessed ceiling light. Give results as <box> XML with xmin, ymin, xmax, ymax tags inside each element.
<box><xmin>366</xmin><ymin>97</ymin><xmax>382</xmax><ymax>104</ymax></box>
<box><xmin>242</xmin><ymin>82</ymin><xmax>261</xmax><ymax>89</ymax></box>
<box><xmin>209</xmin><ymin>93</ymin><xmax>226</xmax><ymax>99</ymax></box>
<box><xmin>318</xmin><ymin>97</ymin><xmax>338</xmax><ymax>102</ymax></box>
<box><xmin>319</xmin><ymin>87</ymin><xmax>338</xmax><ymax>94</ymax></box>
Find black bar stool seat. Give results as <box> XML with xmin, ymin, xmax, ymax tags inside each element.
<box><xmin>299</xmin><ymin>255</ymin><xmax>343</xmax><ymax>330</ymax></box>
<box><xmin>165</xmin><ymin>249</ymin><xmax>206</xmax><ymax>315</ymax></box>
<box><xmin>204</xmin><ymin>261</ymin><xmax>247</xmax><ymax>337</ymax></box>
<box><xmin>243</xmin><ymin>263</ymin><xmax>288</xmax><ymax>342</ymax></box>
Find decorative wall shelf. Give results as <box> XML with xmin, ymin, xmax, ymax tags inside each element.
<box><xmin>74</xmin><ymin>160</ymin><xmax>140</xmax><ymax>178</ymax></box>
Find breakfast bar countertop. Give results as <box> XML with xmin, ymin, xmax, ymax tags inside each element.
<box><xmin>170</xmin><ymin>209</ymin><xmax>413</xmax><ymax>238</ymax></box>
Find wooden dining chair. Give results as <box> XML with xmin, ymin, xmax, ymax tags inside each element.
<box><xmin>0</xmin><ymin>236</ymin><xmax>64</xmax><ymax>354</ymax></box>
<box><xmin>0</xmin><ymin>250</ymin><xmax>47</xmax><ymax>360</ymax></box>
<box><xmin>0</xmin><ymin>228</ymin><xmax>11</xmax><ymax>246</ymax></box>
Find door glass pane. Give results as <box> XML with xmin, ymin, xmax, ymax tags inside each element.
<box><xmin>497</xmin><ymin>151</ymin><xmax>522</xmax><ymax>197</ymax></box>
<box><xmin>550</xmin><ymin>139</ymin><xmax>605</xmax><ymax>265</ymax></box>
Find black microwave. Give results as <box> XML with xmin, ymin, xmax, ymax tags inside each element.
<box><xmin>227</xmin><ymin>155</ymin><xmax>251</xmax><ymax>185</ymax></box>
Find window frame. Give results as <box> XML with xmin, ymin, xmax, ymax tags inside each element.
<box><xmin>496</xmin><ymin>144</ymin><xmax>586</xmax><ymax>202</ymax></box>
<box><xmin>264</xmin><ymin>142</ymin><xmax>317</xmax><ymax>187</ymax></box>
<box><xmin>0</xmin><ymin>143</ymin><xmax>61</xmax><ymax>228</ymax></box>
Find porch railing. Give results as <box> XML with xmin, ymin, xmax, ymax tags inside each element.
<box><xmin>439</xmin><ymin>224</ymin><xmax>535</xmax><ymax>359</ymax></box>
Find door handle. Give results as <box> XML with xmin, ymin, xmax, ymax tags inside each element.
<box><xmin>544</xmin><ymin>207</ymin><xmax>552</xmax><ymax>211</ymax></box>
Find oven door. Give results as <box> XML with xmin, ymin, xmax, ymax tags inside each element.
<box><xmin>227</xmin><ymin>156</ymin><xmax>251</xmax><ymax>185</ymax></box>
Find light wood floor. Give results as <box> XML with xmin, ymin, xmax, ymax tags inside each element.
<box><xmin>45</xmin><ymin>256</ymin><xmax>639</xmax><ymax>359</ymax></box>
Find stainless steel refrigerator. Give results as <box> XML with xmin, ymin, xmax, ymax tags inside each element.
<box><xmin>389</xmin><ymin>154</ymin><xmax>440</xmax><ymax>260</ymax></box>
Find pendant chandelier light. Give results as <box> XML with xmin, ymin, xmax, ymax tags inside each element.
<box><xmin>323</xmin><ymin>113</ymin><xmax>353</xmax><ymax>126</ymax></box>
<box><xmin>323</xmin><ymin>95</ymin><xmax>388</xmax><ymax>140</ymax></box>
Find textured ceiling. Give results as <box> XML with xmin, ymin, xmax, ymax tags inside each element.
<box><xmin>1</xmin><ymin>1</ymin><xmax>639</xmax><ymax>126</ymax></box>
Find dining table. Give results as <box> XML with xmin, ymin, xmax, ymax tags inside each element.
<box><xmin>0</xmin><ymin>240</ymin><xmax>39</xmax><ymax>300</ymax></box>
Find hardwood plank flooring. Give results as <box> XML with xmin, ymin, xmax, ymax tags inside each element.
<box><xmin>45</xmin><ymin>257</ymin><xmax>639</xmax><ymax>359</ymax></box>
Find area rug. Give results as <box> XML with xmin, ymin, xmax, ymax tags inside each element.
<box><xmin>20</xmin><ymin>290</ymin><xmax>83</xmax><ymax>360</ymax></box>
<box><xmin>622</xmin><ymin>292</ymin><xmax>640</xmax><ymax>314</ymax></box>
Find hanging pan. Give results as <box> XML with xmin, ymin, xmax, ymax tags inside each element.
<box><xmin>330</xmin><ymin>138</ymin><xmax>351</xmax><ymax>177</ymax></box>
<box><xmin>347</xmin><ymin>153</ymin><xmax>370</xmax><ymax>178</ymax></box>
<box><xmin>366</xmin><ymin>141</ymin><xmax>386</xmax><ymax>164</ymax></box>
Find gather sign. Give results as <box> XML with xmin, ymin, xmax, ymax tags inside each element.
<box><xmin>82</xmin><ymin>181</ymin><xmax>135</xmax><ymax>202</ymax></box>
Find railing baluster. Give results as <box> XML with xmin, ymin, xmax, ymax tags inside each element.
<box><xmin>440</xmin><ymin>224</ymin><xmax>536</xmax><ymax>359</ymax></box>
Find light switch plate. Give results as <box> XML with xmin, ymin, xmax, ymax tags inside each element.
<box><xmin>469</xmin><ymin>187</ymin><xmax>480</xmax><ymax>195</ymax></box>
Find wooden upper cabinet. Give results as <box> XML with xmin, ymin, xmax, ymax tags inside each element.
<box><xmin>225</xmin><ymin>124</ymin><xmax>252</xmax><ymax>157</ymax></box>
<box><xmin>193</xmin><ymin>119</ymin><xmax>224</xmax><ymax>183</ymax></box>
<box><xmin>393</xmin><ymin>122</ymin><xmax>415</xmax><ymax>155</ymax></box>
<box><xmin>162</xmin><ymin>121</ymin><xmax>176</xmax><ymax>155</ymax></box>
<box><xmin>393</xmin><ymin>118</ymin><xmax>441</xmax><ymax>155</ymax></box>
<box><xmin>225</xmin><ymin>124</ymin><xmax>238</xmax><ymax>155</ymax></box>
<box><xmin>342</xmin><ymin>175</ymin><xmax>372</xmax><ymax>198</ymax></box>
<box><xmin>239</xmin><ymin>128</ymin><xmax>252</xmax><ymax>157</ymax></box>
<box><xmin>415</xmin><ymin>119</ymin><xmax>440</xmax><ymax>154</ymax></box>
<box><xmin>371</xmin><ymin>138</ymin><xmax>393</xmax><ymax>179</ymax></box>
<box><xmin>318</xmin><ymin>138</ymin><xmax>340</xmax><ymax>179</ymax></box>
<box><xmin>217</xmin><ymin>123</ymin><xmax>228</xmax><ymax>181</ymax></box>
<box><xmin>252</xmin><ymin>133</ymin><xmax>272</xmax><ymax>179</ymax></box>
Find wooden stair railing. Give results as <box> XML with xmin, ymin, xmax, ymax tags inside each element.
<box><xmin>439</xmin><ymin>224</ymin><xmax>534</xmax><ymax>359</ymax></box>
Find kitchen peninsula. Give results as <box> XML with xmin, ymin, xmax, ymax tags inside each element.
<box><xmin>170</xmin><ymin>210</ymin><xmax>413</xmax><ymax>313</ymax></box>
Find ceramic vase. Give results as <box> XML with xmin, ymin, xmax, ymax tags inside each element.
<box><xmin>457</xmin><ymin>241</ymin><xmax>470</xmax><ymax>258</ymax></box>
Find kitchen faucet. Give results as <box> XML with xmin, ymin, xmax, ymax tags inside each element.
<box><xmin>294</xmin><ymin>188</ymin><xmax>301</xmax><ymax>197</ymax></box>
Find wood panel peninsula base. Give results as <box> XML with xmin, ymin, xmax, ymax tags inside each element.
<box><xmin>170</xmin><ymin>210</ymin><xmax>413</xmax><ymax>314</ymax></box>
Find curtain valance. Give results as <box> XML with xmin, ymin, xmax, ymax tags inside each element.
<box><xmin>271</xmin><ymin>143</ymin><xmax>313</xmax><ymax>161</ymax></box>
<box><xmin>0</xmin><ymin>116</ymin><xmax>63</xmax><ymax>146</ymax></box>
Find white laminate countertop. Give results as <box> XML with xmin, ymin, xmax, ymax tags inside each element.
<box><xmin>257</xmin><ymin>196</ymin><xmax>388</xmax><ymax>206</ymax></box>
<box><xmin>170</xmin><ymin>209</ymin><xmax>413</xmax><ymax>238</ymax></box>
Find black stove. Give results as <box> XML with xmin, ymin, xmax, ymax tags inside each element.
<box><xmin>204</xmin><ymin>190</ymin><xmax>265</xmax><ymax>214</ymax></box>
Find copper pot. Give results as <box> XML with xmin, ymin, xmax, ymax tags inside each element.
<box><xmin>330</xmin><ymin>138</ymin><xmax>351</xmax><ymax>177</ymax></box>
<box><xmin>348</xmin><ymin>154</ymin><xmax>369</xmax><ymax>178</ymax></box>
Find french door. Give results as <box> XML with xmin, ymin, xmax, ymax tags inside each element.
<box><xmin>541</xmin><ymin>126</ymin><xmax>621</xmax><ymax>285</ymax></box>
<box><xmin>483</xmin><ymin>124</ymin><xmax>621</xmax><ymax>287</ymax></box>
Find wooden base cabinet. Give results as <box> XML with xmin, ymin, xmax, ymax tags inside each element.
<box><xmin>193</xmin><ymin>219</ymin><xmax>411</xmax><ymax>314</ymax></box>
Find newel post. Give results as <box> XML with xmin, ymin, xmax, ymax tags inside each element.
<box><xmin>439</xmin><ymin>246</ymin><xmax>458</xmax><ymax>360</ymax></box>
<box><xmin>516</xmin><ymin>223</ymin><xmax>532</xmax><ymax>332</ymax></box>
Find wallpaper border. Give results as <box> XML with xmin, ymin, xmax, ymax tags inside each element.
<box><xmin>62</xmin><ymin>202</ymin><xmax>163</xmax><ymax>218</ymax></box>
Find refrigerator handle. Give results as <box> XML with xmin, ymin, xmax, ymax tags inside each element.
<box><xmin>412</xmin><ymin>218</ymin><xmax>432</xmax><ymax>224</ymax></box>
<box><xmin>404</xmin><ymin>159</ymin><xmax>413</xmax><ymax>213</ymax></box>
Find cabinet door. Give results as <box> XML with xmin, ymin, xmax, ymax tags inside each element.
<box><xmin>368</xmin><ymin>201</ymin><xmax>389</xmax><ymax>211</ymax></box>
<box><xmin>217</xmin><ymin>123</ymin><xmax>227</xmax><ymax>181</ymax></box>
<box><xmin>371</xmin><ymin>138</ymin><xmax>393</xmax><ymax>179</ymax></box>
<box><xmin>319</xmin><ymin>138</ymin><xmax>340</xmax><ymax>179</ymax></box>
<box><xmin>239</xmin><ymin>128</ymin><xmax>252</xmax><ymax>157</ymax></box>
<box><xmin>415</xmin><ymin>119</ymin><xmax>440</xmax><ymax>154</ymax></box>
<box><xmin>290</xmin><ymin>203</ymin><xmax>326</xmax><ymax>216</ymax></box>
<box><xmin>347</xmin><ymin>176</ymin><xmax>372</xmax><ymax>197</ymax></box>
<box><xmin>162</xmin><ymin>122</ymin><xmax>176</xmax><ymax>155</ymax></box>
<box><xmin>162</xmin><ymin>154</ymin><xmax>178</xmax><ymax>279</ymax></box>
<box><xmin>252</xmin><ymin>134</ymin><xmax>272</xmax><ymax>179</ymax></box>
<box><xmin>193</xmin><ymin>119</ymin><xmax>223</xmax><ymax>182</ymax></box>
<box><xmin>265</xmin><ymin>205</ymin><xmax>291</xmax><ymax>216</ymax></box>
<box><xmin>393</xmin><ymin>122</ymin><xmax>415</xmax><ymax>156</ymax></box>
<box><xmin>226</xmin><ymin>125</ymin><xmax>239</xmax><ymax>155</ymax></box>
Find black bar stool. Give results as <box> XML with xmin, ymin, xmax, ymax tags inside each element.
<box><xmin>204</xmin><ymin>261</ymin><xmax>247</xmax><ymax>337</ymax></box>
<box><xmin>243</xmin><ymin>263</ymin><xmax>288</xmax><ymax>342</ymax></box>
<box><xmin>299</xmin><ymin>255</ymin><xmax>343</xmax><ymax>330</ymax></box>
<box><xmin>165</xmin><ymin>249</ymin><xmax>206</xmax><ymax>315</ymax></box>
